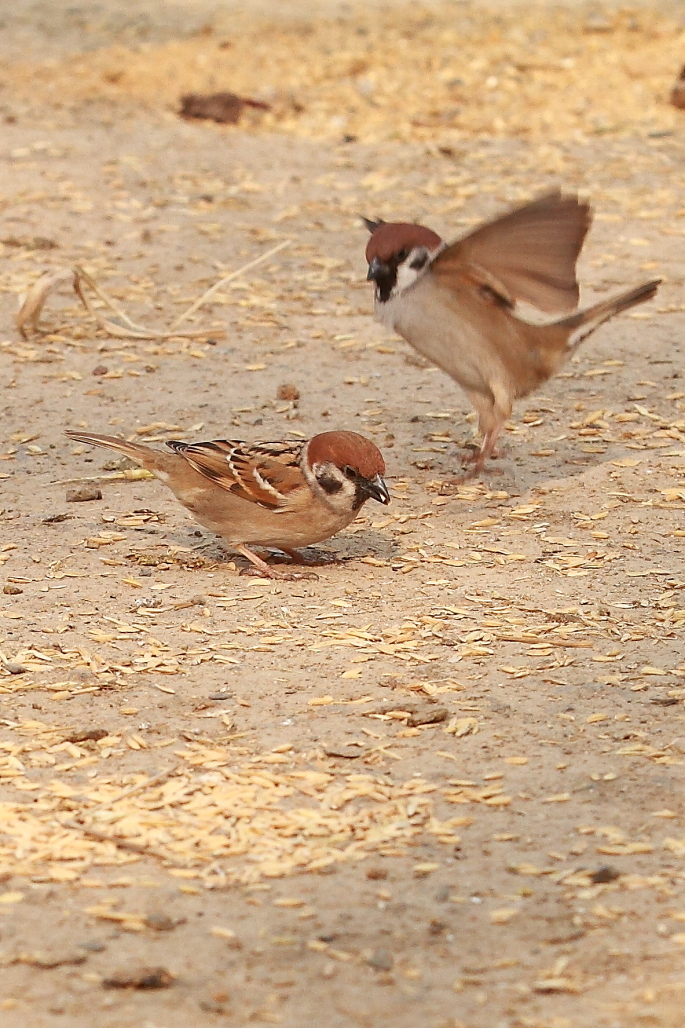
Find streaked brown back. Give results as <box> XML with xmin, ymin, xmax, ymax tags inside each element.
<box><xmin>170</xmin><ymin>439</ymin><xmax>303</xmax><ymax>510</ymax></box>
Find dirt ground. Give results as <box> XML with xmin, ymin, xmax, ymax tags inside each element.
<box><xmin>2</xmin><ymin>2</ymin><xmax>685</xmax><ymax>1027</ymax></box>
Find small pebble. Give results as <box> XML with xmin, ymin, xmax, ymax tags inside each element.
<box><xmin>407</xmin><ymin>706</ymin><xmax>448</xmax><ymax>727</ymax></box>
<box><xmin>66</xmin><ymin>729</ymin><xmax>109</xmax><ymax>744</ymax></box>
<box><xmin>144</xmin><ymin>912</ymin><xmax>178</xmax><ymax>932</ymax></box>
<box><xmin>103</xmin><ymin>966</ymin><xmax>174</xmax><ymax>990</ymax></box>
<box><xmin>66</xmin><ymin>485</ymin><xmax>102</xmax><ymax>503</ymax></box>
<box><xmin>199</xmin><ymin>998</ymin><xmax>227</xmax><ymax>1013</ymax></box>
<box><xmin>277</xmin><ymin>383</ymin><xmax>300</xmax><ymax>402</ymax></box>
<box><xmin>365</xmin><ymin>866</ymin><xmax>388</xmax><ymax>881</ymax></box>
<box><xmin>590</xmin><ymin>865</ymin><xmax>621</xmax><ymax>884</ymax></box>
<box><xmin>367</xmin><ymin>948</ymin><xmax>393</xmax><ymax>972</ymax></box>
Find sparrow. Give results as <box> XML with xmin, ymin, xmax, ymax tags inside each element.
<box><xmin>65</xmin><ymin>429</ymin><xmax>390</xmax><ymax>580</ymax></box>
<box><xmin>363</xmin><ymin>190</ymin><xmax>660</xmax><ymax>474</ymax></box>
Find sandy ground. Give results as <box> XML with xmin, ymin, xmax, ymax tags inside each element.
<box><xmin>2</xmin><ymin>3</ymin><xmax>685</xmax><ymax>1027</ymax></box>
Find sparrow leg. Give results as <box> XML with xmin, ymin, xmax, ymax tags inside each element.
<box><xmin>458</xmin><ymin>392</ymin><xmax>508</xmax><ymax>476</ymax></box>
<box><xmin>235</xmin><ymin>544</ymin><xmax>318</xmax><ymax>581</ymax></box>
<box><xmin>445</xmin><ymin>427</ymin><xmax>505</xmax><ymax>487</ymax></box>
<box><xmin>457</xmin><ymin>425</ymin><xmax>504</xmax><ymax>480</ymax></box>
<box><xmin>462</xmin><ymin>439</ymin><xmax>502</xmax><ymax>465</ymax></box>
<box><xmin>477</xmin><ymin>416</ymin><xmax>505</xmax><ymax>466</ymax></box>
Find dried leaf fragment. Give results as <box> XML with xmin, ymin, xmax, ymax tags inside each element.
<box><xmin>444</xmin><ymin>716</ymin><xmax>478</xmax><ymax>737</ymax></box>
<box><xmin>16</xmin><ymin>268</ymin><xmax>76</xmax><ymax>339</ymax></box>
<box><xmin>323</xmin><ymin>744</ymin><xmax>363</xmax><ymax>759</ymax></box>
<box><xmin>490</xmin><ymin>908</ymin><xmax>518</xmax><ymax>924</ymax></box>
<box><xmin>0</xmin><ymin>892</ymin><xmax>24</xmax><ymax>904</ymax></box>
<box><xmin>533</xmin><ymin>977</ymin><xmax>582</xmax><ymax>993</ymax></box>
<box><xmin>13</xmin><ymin>949</ymin><xmax>87</xmax><ymax>968</ymax></box>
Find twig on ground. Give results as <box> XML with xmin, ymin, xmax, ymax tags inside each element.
<box><xmin>15</xmin><ymin>240</ymin><xmax>292</xmax><ymax>340</ymax></box>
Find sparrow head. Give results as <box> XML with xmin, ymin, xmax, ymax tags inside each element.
<box><xmin>303</xmin><ymin>431</ymin><xmax>390</xmax><ymax>514</ymax></box>
<box><xmin>364</xmin><ymin>220</ymin><xmax>443</xmax><ymax>302</ymax></box>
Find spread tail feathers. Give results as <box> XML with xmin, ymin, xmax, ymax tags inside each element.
<box><xmin>560</xmin><ymin>279</ymin><xmax>660</xmax><ymax>351</ymax></box>
<box><xmin>65</xmin><ymin>431</ymin><xmax>173</xmax><ymax>475</ymax></box>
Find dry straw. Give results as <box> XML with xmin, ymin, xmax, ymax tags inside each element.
<box><xmin>15</xmin><ymin>240</ymin><xmax>291</xmax><ymax>341</ymax></box>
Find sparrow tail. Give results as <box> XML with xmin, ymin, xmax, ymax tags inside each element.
<box><xmin>65</xmin><ymin>431</ymin><xmax>174</xmax><ymax>475</ymax></box>
<box><xmin>560</xmin><ymin>279</ymin><xmax>660</xmax><ymax>351</ymax></box>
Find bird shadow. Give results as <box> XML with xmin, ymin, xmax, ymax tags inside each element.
<box><xmin>144</xmin><ymin>527</ymin><xmax>400</xmax><ymax>576</ymax></box>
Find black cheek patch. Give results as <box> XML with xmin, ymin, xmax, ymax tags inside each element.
<box><xmin>410</xmin><ymin>253</ymin><xmax>428</xmax><ymax>270</ymax></box>
<box><xmin>317</xmin><ymin>473</ymin><xmax>343</xmax><ymax>495</ymax></box>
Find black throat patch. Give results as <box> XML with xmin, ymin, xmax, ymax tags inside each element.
<box><xmin>375</xmin><ymin>267</ymin><xmax>397</xmax><ymax>304</ymax></box>
<box><xmin>352</xmin><ymin>485</ymin><xmax>368</xmax><ymax>511</ymax></box>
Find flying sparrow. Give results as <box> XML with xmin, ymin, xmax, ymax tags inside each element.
<box><xmin>66</xmin><ymin>429</ymin><xmax>390</xmax><ymax>579</ymax></box>
<box><xmin>363</xmin><ymin>191</ymin><xmax>660</xmax><ymax>475</ymax></box>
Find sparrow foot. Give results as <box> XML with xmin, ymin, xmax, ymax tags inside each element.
<box><xmin>279</xmin><ymin>547</ymin><xmax>338</xmax><ymax>567</ymax></box>
<box><xmin>239</xmin><ymin>565</ymin><xmax>319</xmax><ymax>581</ymax></box>
<box><xmin>440</xmin><ymin>470</ymin><xmax>478</xmax><ymax>491</ymax></box>
<box><xmin>236</xmin><ymin>544</ymin><xmax>319</xmax><ymax>581</ymax></box>
<box><xmin>462</xmin><ymin>448</ymin><xmax>499</xmax><ymax>466</ymax></box>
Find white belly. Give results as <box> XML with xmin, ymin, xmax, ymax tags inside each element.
<box><xmin>375</xmin><ymin>288</ymin><xmax>496</xmax><ymax>396</ymax></box>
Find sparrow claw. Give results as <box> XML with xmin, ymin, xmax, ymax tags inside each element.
<box><xmin>462</xmin><ymin>447</ymin><xmax>499</xmax><ymax>466</ymax></box>
<box><xmin>440</xmin><ymin>471</ymin><xmax>476</xmax><ymax>490</ymax></box>
<box><xmin>238</xmin><ymin>565</ymin><xmax>318</xmax><ymax>581</ymax></box>
<box><xmin>279</xmin><ymin>547</ymin><xmax>337</xmax><ymax>568</ymax></box>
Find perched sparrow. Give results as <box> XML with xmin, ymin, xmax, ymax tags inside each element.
<box><xmin>364</xmin><ymin>191</ymin><xmax>660</xmax><ymax>474</ymax></box>
<box><xmin>66</xmin><ymin>429</ymin><xmax>390</xmax><ymax>580</ymax></box>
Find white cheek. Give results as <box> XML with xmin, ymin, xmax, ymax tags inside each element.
<box><xmin>395</xmin><ymin>262</ymin><xmax>421</xmax><ymax>295</ymax></box>
<box><xmin>321</xmin><ymin>477</ymin><xmax>358</xmax><ymax>515</ymax></box>
<box><xmin>392</xmin><ymin>243</ymin><xmax>444</xmax><ymax>297</ymax></box>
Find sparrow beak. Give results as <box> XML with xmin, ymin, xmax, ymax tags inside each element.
<box><xmin>367</xmin><ymin>257</ymin><xmax>390</xmax><ymax>283</ymax></box>
<box><xmin>361</xmin><ymin>473</ymin><xmax>391</xmax><ymax>505</ymax></box>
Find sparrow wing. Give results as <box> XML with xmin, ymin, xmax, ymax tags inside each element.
<box><xmin>431</xmin><ymin>191</ymin><xmax>592</xmax><ymax>314</ymax></box>
<box><xmin>168</xmin><ymin>440</ymin><xmax>304</xmax><ymax>510</ymax></box>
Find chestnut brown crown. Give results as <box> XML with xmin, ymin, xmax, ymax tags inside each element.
<box><xmin>306</xmin><ymin>431</ymin><xmax>386</xmax><ymax>479</ymax></box>
<box><xmin>365</xmin><ymin>222</ymin><xmax>443</xmax><ymax>265</ymax></box>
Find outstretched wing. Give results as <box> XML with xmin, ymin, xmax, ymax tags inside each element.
<box><xmin>431</xmin><ymin>191</ymin><xmax>592</xmax><ymax>314</ymax></box>
<box><xmin>167</xmin><ymin>439</ymin><xmax>304</xmax><ymax>510</ymax></box>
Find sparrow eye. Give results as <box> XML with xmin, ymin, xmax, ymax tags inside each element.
<box><xmin>343</xmin><ymin>466</ymin><xmax>357</xmax><ymax>480</ymax></box>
